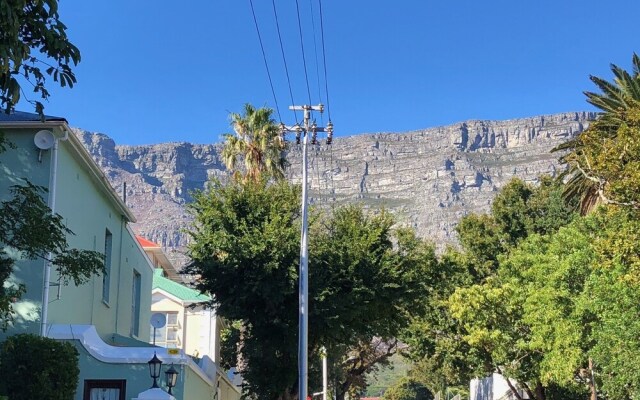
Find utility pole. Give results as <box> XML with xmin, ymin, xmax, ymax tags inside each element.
<box><xmin>281</xmin><ymin>105</ymin><xmax>333</xmax><ymax>400</ymax></box>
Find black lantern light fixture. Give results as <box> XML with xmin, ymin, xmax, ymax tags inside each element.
<box><xmin>165</xmin><ymin>364</ymin><xmax>179</xmax><ymax>395</ymax></box>
<box><xmin>148</xmin><ymin>352</ymin><xmax>163</xmax><ymax>389</ymax></box>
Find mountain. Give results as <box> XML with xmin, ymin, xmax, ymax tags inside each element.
<box><xmin>76</xmin><ymin>111</ymin><xmax>595</xmax><ymax>270</ymax></box>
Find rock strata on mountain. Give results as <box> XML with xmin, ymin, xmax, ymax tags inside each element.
<box><xmin>76</xmin><ymin>111</ymin><xmax>595</xmax><ymax>271</ymax></box>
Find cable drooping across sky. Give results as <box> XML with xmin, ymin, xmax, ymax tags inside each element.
<box><xmin>271</xmin><ymin>0</ymin><xmax>299</xmax><ymax>123</ymax></box>
<box><xmin>294</xmin><ymin>0</ymin><xmax>313</xmax><ymax>106</ymax></box>
<box><xmin>248</xmin><ymin>0</ymin><xmax>282</xmax><ymax>121</ymax></box>
<box><xmin>318</xmin><ymin>0</ymin><xmax>332</xmax><ymax>122</ymax></box>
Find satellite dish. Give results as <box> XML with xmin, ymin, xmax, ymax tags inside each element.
<box><xmin>150</xmin><ymin>313</ymin><xmax>167</xmax><ymax>329</ymax></box>
<box><xmin>34</xmin><ymin>130</ymin><xmax>55</xmax><ymax>150</ymax></box>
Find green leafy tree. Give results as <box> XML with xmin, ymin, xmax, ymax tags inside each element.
<box><xmin>0</xmin><ymin>0</ymin><xmax>80</xmax><ymax>115</ymax></box>
<box><xmin>221</xmin><ymin>104</ymin><xmax>287</xmax><ymax>183</ymax></box>
<box><xmin>383</xmin><ymin>377</ymin><xmax>433</xmax><ymax>400</ymax></box>
<box><xmin>185</xmin><ymin>179</ymin><xmax>435</xmax><ymax>400</ymax></box>
<box><xmin>579</xmin><ymin>208</ymin><xmax>640</xmax><ymax>399</ymax></box>
<box><xmin>404</xmin><ymin>177</ymin><xmax>576</xmax><ymax>398</ymax></box>
<box><xmin>0</xmin><ymin>333</ymin><xmax>80</xmax><ymax>400</ymax></box>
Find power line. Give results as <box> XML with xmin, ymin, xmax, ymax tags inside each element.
<box><xmin>308</xmin><ymin>0</ymin><xmax>324</xmax><ymax>120</ymax></box>
<box><xmin>271</xmin><ymin>0</ymin><xmax>299</xmax><ymax>123</ymax></box>
<box><xmin>318</xmin><ymin>0</ymin><xmax>332</xmax><ymax>121</ymax></box>
<box><xmin>294</xmin><ymin>0</ymin><xmax>313</xmax><ymax>106</ymax></box>
<box><xmin>249</xmin><ymin>0</ymin><xmax>282</xmax><ymax>121</ymax></box>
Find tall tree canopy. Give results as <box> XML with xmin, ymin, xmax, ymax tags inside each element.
<box><xmin>0</xmin><ymin>0</ymin><xmax>80</xmax><ymax>115</ymax></box>
<box><xmin>404</xmin><ymin>177</ymin><xmax>578</xmax><ymax>399</ymax></box>
<box><xmin>221</xmin><ymin>104</ymin><xmax>287</xmax><ymax>183</ymax></box>
<box><xmin>185</xmin><ymin>179</ymin><xmax>435</xmax><ymax>400</ymax></box>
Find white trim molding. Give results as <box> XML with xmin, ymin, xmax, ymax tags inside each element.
<box><xmin>47</xmin><ymin>324</ymin><xmax>238</xmax><ymax>393</ymax></box>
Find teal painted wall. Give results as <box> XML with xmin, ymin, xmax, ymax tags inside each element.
<box><xmin>0</xmin><ymin>128</ymin><xmax>55</xmax><ymax>335</ymax></box>
<box><xmin>70</xmin><ymin>340</ymin><xmax>187</xmax><ymax>400</ymax></box>
<box><xmin>0</xmin><ymin>127</ymin><xmax>152</xmax><ymax>341</ymax></box>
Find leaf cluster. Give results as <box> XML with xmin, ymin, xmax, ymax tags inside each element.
<box><xmin>382</xmin><ymin>377</ymin><xmax>433</xmax><ymax>400</ymax></box>
<box><xmin>0</xmin><ymin>0</ymin><xmax>80</xmax><ymax>115</ymax></box>
<box><xmin>222</xmin><ymin>104</ymin><xmax>288</xmax><ymax>183</ymax></box>
<box><xmin>558</xmin><ymin>53</ymin><xmax>640</xmax><ymax>213</ymax></box>
<box><xmin>0</xmin><ymin>333</ymin><xmax>80</xmax><ymax>400</ymax></box>
<box><xmin>186</xmin><ymin>179</ymin><xmax>437</xmax><ymax>400</ymax></box>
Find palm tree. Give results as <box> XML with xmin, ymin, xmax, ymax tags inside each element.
<box><xmin>221</xmin><ymin>104</ymin><xmax>287</xmax><ymax>183</ymax></box>
<box><xmin>555</xmin><ymin>53</ymin><xmax>640</xmax><ymax>214</ymax></box>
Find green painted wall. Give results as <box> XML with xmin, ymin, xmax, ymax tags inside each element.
<box><xmin>69</xmin><ymin>339</ymin><xmax>226</xmax><ymax>400</ymax></box>
<box><xmin>0</xmin><ymin>128</ymin><xmax>55</xmax><ymax>335</ymax></box>
<box><xmin>70</xmin><ymin>340</ymin><xmax>186</xmax><ymax>400</ymax></box>
<box><xmin>0</xmin><ymin>128</ymin><xmax>152</xmax><ymax>341</ymax></box>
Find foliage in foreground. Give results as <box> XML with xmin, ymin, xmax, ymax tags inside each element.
<box><xmin>0</xmin><ymin>334</ymin><xmax>80</xmax><ymax>400</ymax></box>
<box><xmin>186</xmin><ymin>179</ymin><xmax>435</xmax><ymax>400</ymax></box>
<box><xmin>0</xmin><ymin>0</ymin><xmax>80</xmax><ymax>115</ymax></box>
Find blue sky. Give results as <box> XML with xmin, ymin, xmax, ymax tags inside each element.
<box><xmin>30</xmin><ymin>0</ymin><xmax>640</xmax><ymax>145</ymax></box>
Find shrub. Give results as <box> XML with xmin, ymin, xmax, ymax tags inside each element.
<box><xmin>0</xmin><ymin>334</ymin><xmax>80</xmax><ymax>400</ymax></box>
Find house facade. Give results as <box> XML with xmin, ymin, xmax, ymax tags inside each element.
<box><xmin>137</xmin><ymin>236</ymin><xmax>224</xmax><ymax>364</ymax></box>
<box><xmin>0</xmin><ymin>111</ymin><xmax>239</xmax><ymax>400</ymax></box>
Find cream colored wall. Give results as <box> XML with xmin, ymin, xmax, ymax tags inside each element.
<box><xmin>151</xmin><ymin>290</ymin><xmax>221</xmax><ymax>363</ymax></box>
<box><xmin>151</xmin><ymin>293</ymin><xmax>185</xmax><ymax>349</ymax></box>
<box><xmin>185</xmin><ymin>307</ymin><xmax>216</xmax><ymax>361</ymax></box>
<box><xmin>219</xmin><ymin>374</ymin><xmax>241</xmax><ymax>400</ymax></box>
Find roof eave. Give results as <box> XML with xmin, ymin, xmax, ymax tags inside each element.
<box><xmin>0</xmin><ymin>119</ymin><xmax>136</xmax><ymax>222</ymax></box>
<box><xmin>64</xmin><ymin>126</ymin><xmax>136</xmax><ymax>223</ymax></box>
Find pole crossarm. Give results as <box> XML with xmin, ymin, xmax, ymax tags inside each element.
<box><xmin>280</xmin><ymin>104</ymin><xmax>333</xmax><ymax>145</ymax></box>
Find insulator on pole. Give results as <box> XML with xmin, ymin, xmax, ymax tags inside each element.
<box><xmin>326</xmin><ymin>120</ymin><xmax>334</xmax><ymax>145</ymax></box>
<box><xmin>311</xmin><ymin>122</ymin><xmax>318</xmax><ymax>145</ymax></box>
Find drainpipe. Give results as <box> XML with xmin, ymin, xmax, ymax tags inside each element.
<box><xmin>114</xmin><ymin>215</ymin><xmax>125</xmax><ymax>335</ymax></box>
<box><xmin>41</xmin><ymin>128</ymin><xmax>69</xmax><ymax>337</ymax></box>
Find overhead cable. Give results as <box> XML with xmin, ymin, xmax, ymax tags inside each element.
<box><xmin>249</xmin><ymin>0</ymin><xmax>282</xmax><ymax>121</ymax></box>
<box><xmin>294</xmin><ymin>0</ymin><xmax>313</xmax><ymax>106</ymax></box>
<box><xmin>318</xmin><ymin>0</ymin><xmax>331</xmax><ymax>121</ymax></box>
<box><xmin>272</xmin><ymin>0</ymin><xmax>299</xmax><ymax>123</ymax></box>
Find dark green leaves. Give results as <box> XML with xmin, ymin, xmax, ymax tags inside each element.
<box><xmin>0</xmin><ymin>0</ymin><xmax>80</xmax><ymax>115</ymax></box>
<box><xmin>186</xmin><ymin>179</ymin><xmax>436</xmax><ymax>400</ymax></box>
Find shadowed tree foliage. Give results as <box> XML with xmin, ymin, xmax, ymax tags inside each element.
<box><xmin>221</xmin><ymin>104</ymin><xmax>287</xmax><ymax>183</ymax></box>
<box><xmin>0</xmin><ymin>334</ymin><xmax>80</xmax><ymax>400</ymax></box>
<box><xmin>0</xmin><ymin>0</ymin><xmax>80</xmax><ymax>115</ymax></box>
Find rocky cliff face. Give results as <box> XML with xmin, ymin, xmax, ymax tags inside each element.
<box><xmin>76</xmin><ymin>111</ymin><xmax>595</xmax><ymax>270</ymax></box>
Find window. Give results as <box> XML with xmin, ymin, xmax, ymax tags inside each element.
<box><xmin>102</xmin><ymin>229</ymin><xmax>112</xmax><ymax>303</ymax></box>
<box><xmin>131</xmin><ymin>270</ymin><xmax>141</xmax><ymax>337</ymax></box>
<box><xmin>167</xmin><ymin>312</ymin><xmax>178</xmax><ymax>326</ymax></box>
<box><xmin>83</xmin><ymin>380</ymin><xmax>125</xmax><ymax>400</ymax></box>
<box><xmin>150</xmin><ymin>312</ymin><xmax>180</xmax><ymax>348</ymax></box>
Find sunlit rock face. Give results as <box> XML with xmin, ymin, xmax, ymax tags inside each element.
<box><xmin>76</xmin><ymin>111</ymin><xmax>595</xmax><ymax>271</ymax></box>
